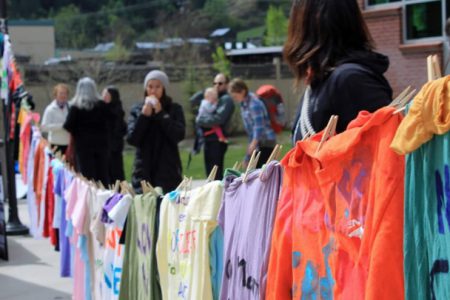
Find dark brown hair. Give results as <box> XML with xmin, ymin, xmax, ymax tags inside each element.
<box><xmin>284</xmin><ymin>0</ymin><xmax>374</xmax><ymax>85</ymax></box>
<box><xmin>228</xmin><ymin>78</ymin><xmax>249</xmax><ymax>96</ymax></box>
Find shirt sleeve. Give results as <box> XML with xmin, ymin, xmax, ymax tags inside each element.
<box><xmin>250</xmin><ymin>101</ymin><xmax>266</xmax><ymax>141</ymax></box>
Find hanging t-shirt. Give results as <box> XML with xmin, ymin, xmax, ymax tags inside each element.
<box><xmin>19</xmin><ymin>109</ymin><xmax>40</xmax><ymax>182</ymax></box>
<box><xmin>26</xmin><ymin>128</ymin><xmax>42</xmax><ymax>238</ymax></box>
<box><xmin>54</xmin><ymin>166</ymin><xmax>74</xmax><ymax>277</ymax></box>
<box><xmin>89</xmin><ymin>189</ymin><xmax>114</xmax><ymax>300</ymax></box>
<box><xmin>65</xmin><ymin>177</ymin><xmax>89</xmax><ymax>300</ymax></box>
<box><xmin>391</xmin><ymin>76</ymin><xmax>450</xmax><ymax>300</ymax></box>
<box><xmin>218</xmin><ymin>161</ymin><xmax>282</xmax><ymax>300</ymax></box>
<box><xmin>103</xmin><ymin>193</ymin><xmax>132</xmax><ymax>300</ymax></box>
<box><xmin>266</xmin><ymin>107</ymin><xmax>405</xmax><ymax>299</ymax></box>
<box><xmin>119</xmin><ymin>189</ymin><xmax>163</xmax><ymax>300</ymax></box>
<box><xmin>156</xmin><ymin>181</ymin><xmax>223</xmax><ymax>300</ymax></box>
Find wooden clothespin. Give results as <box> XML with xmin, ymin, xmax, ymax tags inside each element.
<box><xmin>243</xmin><ymin>150</ymin><xmax>258</xmax><ymax>183</ymax></box>
<box><xmin>141</xmin><ymin>180</ymin><xmax>150</xmax><ymax>194</ymax></box>
<box><xmin>144</xmin><ymin>181</ymin><xmax>157</xmax><ymax>194</ymax></box>
<box><xmin>259</xmin><ymin>145</ymin><xmax>281</xmax><ymax>179</ymax></box>
<box><xmin>432</xmin><ymin>55</ymin><xmax>442</xmax><ymax>79</ymax></box>
<box><xmin>97</xmin><ymin>181</ymin><xmax>105</xmax><ymax>190</ymax></box>
<box><xmin>393</xmin><ymin>88</ymin><xmax>417</xmax><ymax>115</ymax></box>
<box><xmin>114</xmin><ymin>180</ymin><xmax>121</xmax><ymax>193</ymax></box>
<box><xmin>207</xmin><ymin>165</ymin><xmax>218</xmax><ymax>182</ymax></box>
<box><xmin>265</xmin><ymin>145</ymin><xmax>280</xmax><ymax>165</ymax></box>
<box><xmin>316</xmin><ymin>115</ymin><xmax>338</xmax><ymax>154</ymax></box>
<box><xmin>176</xmin><ymin>176</ymin><xmax>189</xmax><ymax>191</ymax></box>
<box><xmin>390</xmin><ymin>86</ymin><xmax>411</xmax><ymax>107</ymax></box>
<box><xmin>232</xmin><ymin>161</ymin><xmax>242</xmax><ymax>172</ymax></box>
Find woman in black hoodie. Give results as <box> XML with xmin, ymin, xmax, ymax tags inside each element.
<box><xmin>127</xmin><ymin>70</ymin><xmax>185</xmax><ymax>193</ymax></box>
<box><xmin>102</xmin><ymin>86</ymin><xmax>127</xmax><ymax>182</ymax></box>
<box><xmin>287</xmin><ymin>0</ymin><xmax>393</xmax><ymax>142</ymax></box>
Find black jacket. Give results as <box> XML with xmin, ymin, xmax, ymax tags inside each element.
<box><xmin>63</xmin><ymin>101</ymin><xmax>111</xmax><ymax>152</ymax></box>
<box><xmin>127</xmin><ymin>100</ymin><xmax>185</xmax><ymax>193</ymax></box>
<box><xmin>108</xmin><ymin>103</ymin><xmax>127</xmax><ymax>152</ymax></box>
<box><xmin>293</xmin><ymin>51</ymin><xmax>393</xmax><ymax>141</ymax></box>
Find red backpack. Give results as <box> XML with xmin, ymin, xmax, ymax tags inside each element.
<box><xmin>256</xmin><ymin>85</ymin><xmax>286</xmax><ymax>134</ymax></box>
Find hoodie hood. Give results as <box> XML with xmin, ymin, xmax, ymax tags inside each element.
<box><xmin>337</xmin><ymin>50</ymin><xmax>390</xmax><ymax>75</ymax></box>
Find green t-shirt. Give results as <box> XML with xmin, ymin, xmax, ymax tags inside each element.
<box><xmin>119</xmin><ymin>190</ymin><xmax>162</xmax><ymax>300</ymax></box>
<box><xmin>404</xmin><ymin>132</ymin><xmax>450</xmax><ymax>300</ymax></box>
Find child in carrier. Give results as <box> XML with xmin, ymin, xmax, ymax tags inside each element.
<box><xmin>196</xmin><ymin>87</ymin><xmax>228</xmax><ymax>143</ymax></box>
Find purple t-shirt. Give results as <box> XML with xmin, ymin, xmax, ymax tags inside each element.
<box><xmin>218</xmin><ymin>161</ymin><xmax>282</xmax><ymax>300</ymax></box>
<box><xmin>54</xmin><ymin>167</ymin><xmax>74</xmax><ymax>277</ymax></box>
<box><xmin>101</xmin><ymin>194</ymin><xmax>123</xmax><ymax>224</ymax></box>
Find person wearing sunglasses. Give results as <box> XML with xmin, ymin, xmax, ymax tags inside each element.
<box><xmin>196</xmin><ymin>73</ymin><xmax>235</xmax><ymax>180</ymax></box>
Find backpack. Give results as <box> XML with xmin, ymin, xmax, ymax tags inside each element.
<box><xmin>256</xmin><ymin>85</ymin><xmax>286</xmax><ymax>134</ymax></box>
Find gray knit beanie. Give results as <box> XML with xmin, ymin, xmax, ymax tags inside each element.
<box><xmin>144</xmin><ymin>70</ymin><xmax>169</xmax><ymax>90</ymax></box>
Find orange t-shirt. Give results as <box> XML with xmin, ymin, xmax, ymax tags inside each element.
<box><xmin>33</xmin><ymin>138</ymin><xmax>48</xmax><ymax>224</ymax></box>
<box><xmin>18</xmin><ymin>109</ymin><xmax>40</xmax><ymax>183</ymax></box>
<box><xmin>266</xmin><ymin>107</ymin><xmax>405</xmax><ymax>299</ymax></box>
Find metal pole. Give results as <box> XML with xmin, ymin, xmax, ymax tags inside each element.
<box><xmin>0</xmin><ymin>0</ymin><xmax>28</xmax><ymax>236</ymax></box>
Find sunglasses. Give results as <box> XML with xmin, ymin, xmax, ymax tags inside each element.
<box><xmin>213</xmin><ymin>82</ymin><xmax>225</xmax><ymax>86</ymax></box>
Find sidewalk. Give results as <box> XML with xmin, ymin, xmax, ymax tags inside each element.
<box><xmin>0</xmin><ymin>199</ymin><xmax>72</xmax><ymax>300</ymax></box>
<box><xmin>0</xmin><ymin>180</ymin><xmax>207</xmax><ymax>300</ymax></box>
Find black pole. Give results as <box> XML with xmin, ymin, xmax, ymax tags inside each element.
<box><xmin>0</xmin><ymin>0</ymin><xmax>28</xmax><ymax>236</ymax></box>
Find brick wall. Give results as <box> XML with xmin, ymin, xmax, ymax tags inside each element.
<box><xmin>361</xmin><ymin>4</ymin><xmax>443</xmax><ymax>96</ymax></box>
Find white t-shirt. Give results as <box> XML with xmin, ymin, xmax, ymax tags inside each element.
<box><xmin>156</xmin><ymin>181</ymin><xmax>223</xmax><ymax>300</ymax></box>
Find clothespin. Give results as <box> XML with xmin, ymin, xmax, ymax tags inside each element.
<box><xmin>176</xmin><ymin>176</ymin><xmax>189</xmax><ymax>191</ymax></box>
<box><xmin>432</xmin><ymin>55</ymin><xmax>442</xmax><ymax>79</ymax></box>
<box><xmin>207</xmin><ymin>165</ymin><xmax>218</xmax><ymax>182</ymax></box>
<box><xmin>141</xmin><ymin>180</ymin><xmax>150</xmax><ymax>194</ymax></box>
<box><xmin>97</xmin><ymin>181</ymin><xmax>105</xmax><ymax>190</ymax></box>
<box><xmin>274</xmin><ymin>145</ymin><xmax>283</xmax><ymax>161</ymax></box>
<box><xmin>301</xmin><ymin>130</ymin><xmax>314</xmax><ymax>141</ymax></box>
<box><xmin>390</xmin><ymin>86</ymin><xmax>411</xmax><ymax>107</ymax></box>
<box><xmin>316</xmin><ymin>115</ymin><xmax>338</xmax><ymax>154</ymax></box>
<box><xmin>145</xmin><ymin>182</ymin><xmax>159</xmax><ymax>195</ymax></box>
<box><xmin>243</xmin><ymin>150</ymin><xmax>258</xmax><ymax>183</ymax></box>
<box><xmin>259</xmin><ymin>145</ymin><xmax>281</xmax><ymax>179</ymax></box>
<box><xmin>114</xmin><ymin>180</ymin><xmax>120</xmax><ymax>193</ymax></box>
<box><xmin>232</xmin><ymin>161</ymin><xmax>242</xmax><ymax>172</ymax></box>
<box><xmin>393</xmin><ymin>89</ymin><xmax>417</xmax><ymax>115</ymax></box>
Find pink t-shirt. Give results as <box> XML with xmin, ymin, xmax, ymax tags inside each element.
<box><xmin>65</xmin><ymin>178</ymin><xmax>91</xmax><ymax>300</ymax></box>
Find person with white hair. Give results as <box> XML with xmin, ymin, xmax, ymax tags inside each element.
<box><xmin>127</xmin><ymin>70</ymin><xmax>185</xmax><ymax>193</ymax></box>
<box><xmin>63</xmin><ymin>77</ymin><xmax>112</xmax><ymax>185</ymax></box>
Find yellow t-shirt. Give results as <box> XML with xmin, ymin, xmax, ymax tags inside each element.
<box><xmin>156</xmin><ymin>181</ymin><xmax>223</xmax><ymax>300</ymax></box>
<box><xmin>391</xmin><ymin>75</ymin><xmax>450</xmax><ymax>155</ymax></box>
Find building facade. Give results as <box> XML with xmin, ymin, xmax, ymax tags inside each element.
<box><xmin>359</xmin><ymin>0</ymin><xmax>449</xmax><ymax>94</ymax></box>
<box><xmin>9</xmin><ymin>20</ymin><xmax>55</xmax><ymax>65</ymax></box>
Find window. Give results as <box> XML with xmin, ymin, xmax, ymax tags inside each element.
<box><xmin>406</xmin><ymin>1</ymin><xmax>442</xmax><ymax>39</ymax></box>
<box><xmin>368</xmin><ymin>0</ymin><xmax>449</xmax><ymax>41</ymax></box>
<box><xmin>368</xmin><ymin>0</ymin><xmax>400</xmax><ymax>4</ymax></box>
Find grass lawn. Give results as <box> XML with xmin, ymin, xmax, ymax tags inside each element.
<box><xmin>123</xmin><ymin>131</ymin><xmax>293</xmax><ymax>181</ymax></box>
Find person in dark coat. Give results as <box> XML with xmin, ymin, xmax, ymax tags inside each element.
<box><xmin>287</xmin><ymin>0</ymin><xmax>393</xmax><ymax>143</ymax></box>
<box><xmin>102</xmin><ymin>85</ymin><xmax>127</xmax><ymax>182</ymax></box>
<box><xmin>127</xmin><ymin>70</ymin><xmax>185</xmax><ymax>193</ymax></box>
<box><xmin>63</xmin><ymin>77</ymin><xmax>111</xmax><ymax>185</ymax></box>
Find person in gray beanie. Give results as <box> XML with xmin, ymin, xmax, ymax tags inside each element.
<box><xmin>127</xmin><ymin>70</ymin><xmax>186</xmax><ymax>193</ymax></box>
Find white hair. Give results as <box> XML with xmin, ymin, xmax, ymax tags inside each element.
<box><xmin>69</xmin><ymin>77</ymin><xmax>102</xmax><ymax>110</ymax></box>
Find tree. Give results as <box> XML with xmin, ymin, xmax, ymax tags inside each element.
<box><xmin>211</xmin><ymin>46</ymin><xmax>230</xmax><ymax>76</ymax></box>
<box><xmin>54</xmin><ymin>5</ymin><xmax>91</xmax><ymax>49</ymax></box>
<box><xmin>203</xmin><ymin>0</ymin><xmax>228</xmax><ymax>26</ymax></box>
<box><xmin>264</xmin><ymin>5</ymin><xmax>288</xmax><ymax>46</ymax></box>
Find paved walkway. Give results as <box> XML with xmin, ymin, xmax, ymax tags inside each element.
<box><xmin>0</xmin><ymin>199</ymin><xmax>72</xmax><ymax>300</ymax></box>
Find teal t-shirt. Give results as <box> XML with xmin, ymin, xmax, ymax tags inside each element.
<box><xmin>404</xmin><ymin>132</ymin><xmax>450</xmax><ymax>300</ymax></box>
